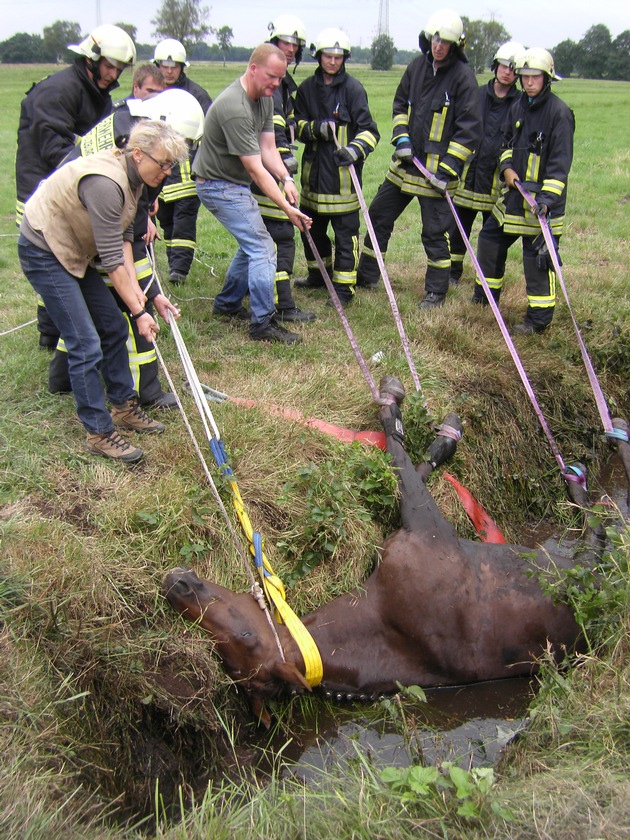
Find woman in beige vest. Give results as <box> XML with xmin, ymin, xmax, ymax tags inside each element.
<box><xmin>18</xmin><ymin>120</ymin><xmax>187</xmax><ymax>463</ymax></box>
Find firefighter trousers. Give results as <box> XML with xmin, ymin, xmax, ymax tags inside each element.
<box><xmin>357</xmin><ymin>180</ymin><xmax>453</xmax><ymax>295</ymax></box>
<box><xmin>449</xmin><ymin>207</ymin><xmax>490</xmax><ymax>282</ymax></box>
<box><xmin>262</xmin><ymin>217</ymin><xmax>298</xmax><ymax>310</ymax></box>
<box><xmin>299</xmin><ymin>208</ymin><xmax>359</xmax><ymax>302</ymax></box>
<box><xmin>157</xmin><ymin>194</ymin><xmax>200</xmax><ymax>280</ymax></box>
<box><xmin>476</xmin><ymin>214</ymin><xmax>558</xmax><ymax>329</ymax></box>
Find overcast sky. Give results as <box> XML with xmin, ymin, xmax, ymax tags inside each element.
<box><xmin>0</xmin><ymin>1</ymin><xmax>627</xmax><ymax>53</ymax></box>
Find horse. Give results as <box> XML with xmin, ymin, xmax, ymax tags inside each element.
<box><xmin>163</xmin><ymin>376</ymin><xmax>610</xmax><ymax>728</ymax></box>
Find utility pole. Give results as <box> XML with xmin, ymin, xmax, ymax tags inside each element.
<box><xmin>377</xmin><ymin>0</ymin><xmax>389</xmax><ymax>37</ymax></box>
<box><xmin>96</xmin><ymin>0</ymin><xmax>102</xmax><ymax>27</ymax></box>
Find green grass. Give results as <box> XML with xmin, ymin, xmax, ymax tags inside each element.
<box><xmin>0</xmin><ymin>62</ymin><xmax>629</xmax><ymax>838</ymax></box>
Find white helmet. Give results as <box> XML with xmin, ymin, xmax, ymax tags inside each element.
<box><xmin>127</xmin><ymin>89</ymin><xmax>204</xmax><ymax>142</ymax></box>
<box><xmin>516</xmin><ymin>47</ymin><xmax>561</xmax><ymax>81</ymax></box>
<box><xmin>493</xmin><ymin>41</ymin><xmax>526</xmax><ymax>71</ymax></box>
<box><xmin>268</xmin><ymin>15</ymin><xmax>307</xmax><ymax>47</ymax></box>
<box><xmin>69</xmin><ymin>24</ymin><xmax>136</xmax><ymax>69</ymax></box>
<box><xmin>153</xmin><ymin>38</ymin><xmax>189</xmax><ymax>68</ymax></box>
<box><xmin>423</xmin><ymin>9</ymin><xmax>465</xmax><ymax>46</ymax></box>
<box><xmin>311</xmin><ymin>28</ymin><xmax>351</xmax><ymax>58</ymax></box>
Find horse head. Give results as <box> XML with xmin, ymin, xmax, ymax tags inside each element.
<box><xmin>162</xmin><ymin>567</ymin><xmax>311</xmax><ymax>727</ymax></box>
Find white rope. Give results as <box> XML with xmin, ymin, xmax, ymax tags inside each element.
<box><xmin>148</xmin><ymin>251</ymin><xmax>287</xmax><ymax>662</ymax></box>
<box><xmin>0</xmin><ymin>318</ymin><xmax>37</xmax><ymax>337</ymax></box>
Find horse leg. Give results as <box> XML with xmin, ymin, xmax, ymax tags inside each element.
<box><xmin>378</xmin><ymin>377</ymin><xmax>459</xmax><ymax>538</ymax></box>
<box><xmin>611</xmin><ymin>418</ymin><xmax>630</xmax><ymax>511</ymax></box>
<box><xmin>564</xmin><ymin>463</ymin><xmax>605</xmax><ymax>563</ymax></box>
<box><xmin>415</xmin><ymin>413</ymin><xmax>463</xmax><ymax>483</ymax></box>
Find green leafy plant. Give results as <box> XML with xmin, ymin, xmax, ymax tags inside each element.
<box><xmin>278</xmin><ymin>442</ymin><xmax>399</xmax><ymax>581</ymax></box>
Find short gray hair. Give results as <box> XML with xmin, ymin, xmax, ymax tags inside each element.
<box><xmin>126</xmin><ymin>119</ymin><xmax>188</xmax><ymax>164</ymax></box>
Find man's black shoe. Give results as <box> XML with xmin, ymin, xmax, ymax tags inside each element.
<box><xmin>356</xmin><ymin>277</ymin><xmax>379</xmax><ymax>290</ymax></box>
<box><xmin>212</xmin><ymin>305</ymin><xmax>251</xmax><ymax>321</ymax></box>
<box><xmin>276</xmin><ymin>307</ymin><xmax>317</xmax><ymax>323</ymax></box>
<box><xmin>142</xmin><ymin>392</ymin><xmax>179</xmax><ymax>410</ymax></box>
<box><xmin>419</xmin><ymin>292</ymin><xmax>446</xmax><ymax>309</ymax></box>
<box><xmin>293</xmin><ymin>274</ymin><xmax>326</xmax><ymax>289</ymax></box>
<box><xmin>250</xmin><ymin>318</ymin><xmax>302</xmax><ymax>345</ymax></box>
<box><xmin>170</xmin><ymin>274</ymin><xmax>186</xmax><ymax>285</ymax></box>
<box><xmin>326</xmin><ymin>296</ymin><xmax>353</xmax><ymax>309</ymax></box>
<box><xmin>510</xmin><ymin>322</ymin><xmax>547</xmax><ymax>336</ymax></box>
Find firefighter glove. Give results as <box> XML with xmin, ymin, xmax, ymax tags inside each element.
<box><xmin>333</xmin><ymin>145</ymin><xmax>359</xmax><ymax>167</ymax></box>
<box><xmin>533</xmin><ymin>201</ymin><xmax>548</xmax><ymax>217</ymax></box>
<box><xmin>429</xmin><ymin>174</ymin><xmax>449</xmax><ymax>195</ymax></box>
<box><xmin>392</xmin><ymin>138</ymin><xmax>413</xmax><ymax>162</ymax></box>
<box><xmin>283</xmin><ymin>154</ymin><xmax>299</xmax><ymax>175</ymax></box>
<box><xmin>315</xmin><ymin>120</ymin><xmax>335</xmax><ymax>141</ymax></box>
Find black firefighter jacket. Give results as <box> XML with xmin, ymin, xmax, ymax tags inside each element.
<box><xmin>15</xmin><ymin>59</ymin><xmax>117</xmax><ymax>208</ymax></box>
<box><xmin>494</xmin><ymin>86</ymin><xmax>575</xmax><ymax>236</ymax></box>
<box><xmin>295</xmin><ymin>66</ymin><xmax>379</xmax><ymax>215</ymax></box>
<box><xmin>387</xmin><ymin>49</ymin><xmax>481</xmax><ymax>198</ymax></box>
<box><xmin>454</xmin><ymin>78</ymin><xmax>520</xmax><ymax>212</ymax></box>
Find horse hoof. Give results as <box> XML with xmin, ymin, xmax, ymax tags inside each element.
<box><xmin>377</xmin><ymin>375</ymin><xmax>406</xmax><ymax>406</ymax></box>
<box><xmin>427</xmin><ymin>412</ymin><xmax>463</xmax><ymax>468</ymax></box>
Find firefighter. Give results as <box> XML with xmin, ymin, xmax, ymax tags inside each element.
<box><xmin>48</xmin><ymin>89</ymin><xmax>205</xmax><ymax>409</ymax></box>
<box><xmin>474</xmin><ymin>48</ymin><xmax>575</xmax><ymax>334</ymax></box>
<box><xmin>152</xmin><ymin>39</ymin><xmax>212</xmax><ymax>285</ymax></box>
<box><xmin>356</xmin><ymin>9</ymin><xmax>481</xmax><ymax>308</ymax></box>
<box><xmin>449</xmin><ymin>40</ymin><xmax>525</xmax><ymax>286</ymax></box>
<box><xmin>15</xmin><ymin>24</ymin><xmax>136</xmax><ymax>348</ymax></box>
<box><xmin>251</xmin><ymin>15</ymin><xmax>316</xmax><ymax>324</ymax></box>
<box><xmin>294</xmin><ymin>28</ymin><xmax>379</xmax><ymax>307</ymax></box>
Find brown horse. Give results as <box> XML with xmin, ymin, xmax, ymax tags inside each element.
<box><xmin>163</xmin><ymin>379</ymin><xmax>604</xmax><ymax>727</ymax></box>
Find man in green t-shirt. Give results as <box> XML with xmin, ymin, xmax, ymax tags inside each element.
<box><xmin>193</xmin><ymin>43</ymin><xmax>312</xmax><ymax>344</ymax></box>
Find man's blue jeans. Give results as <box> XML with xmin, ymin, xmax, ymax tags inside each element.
<box><xmin>196</xmin><ymin>179</ymin><xmax>276</xmax><ymax>329</ymax></box>
<box><xmin>18</xmin><ymin>236</ymin><xmax>135</xmax><ymax>434</ymax></box>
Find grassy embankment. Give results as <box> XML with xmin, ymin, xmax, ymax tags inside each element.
<box><xmin>0</xmin><ymin>62</ymin><xmax>628</xmax><ymax>837</ymax></box>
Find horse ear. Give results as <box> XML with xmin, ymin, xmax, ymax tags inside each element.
<box><xmin>271</xmin><ymin>660</ymin><xmax>313</xmax><ymax>693</ymax></box>
<box><xmin>249</xmin><ymin>694</ymin><xmax>272</xmax><ymax>729</ymax></box>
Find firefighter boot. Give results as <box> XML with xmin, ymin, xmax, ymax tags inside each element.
<box><xmin>275</xmin><ymin>278</ymin><xmax>316</xmax><ymax>322</ymax></box>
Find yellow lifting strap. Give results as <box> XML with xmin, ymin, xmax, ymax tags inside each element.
<box><xmin>228</xmin><ymin>477</ymin><xmax>324</xmax><ymax>688</ymax></box>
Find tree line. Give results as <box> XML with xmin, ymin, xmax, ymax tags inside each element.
<box><xmin>0</xmin><ymin>18</ymin><xmax>628</xmax><ymax>81</ymax></box>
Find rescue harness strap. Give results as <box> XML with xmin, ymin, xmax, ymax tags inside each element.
<box><xmin>411</xmin><ymin>155</ymin><xmax>585</xmax><ymax>490</ymax></box>
<box><xmin>329</xmin><ymin>123</ymin><xmax>425</xmax><ymax>401</ymax></box>
<box><xmin>513</xmin><ymin>179</ymin><xmax>629</xmax><ymax>447</ymax></box>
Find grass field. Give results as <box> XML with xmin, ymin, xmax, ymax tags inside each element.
<box><xmin>0</xmin><ymin>62</ymin><xmax>629</xmax><ymax>838</ymax></box>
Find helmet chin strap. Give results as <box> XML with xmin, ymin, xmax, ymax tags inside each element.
<box><xmin>86</xmin><ymin>57</ymin><xmax>101</xmax><ymax>84</ymax></box>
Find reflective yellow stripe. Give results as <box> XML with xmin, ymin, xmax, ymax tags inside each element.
<box><xmin>447</xmin><ymin>141</ymin><xmax>473</xmax><ymax>162</ymax></box>
<box><xmin>542</xmin><ymin>178</ymin><xmax>565</xmax><ymax>196</ymax></box>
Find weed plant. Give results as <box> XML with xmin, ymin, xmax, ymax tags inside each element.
<box><xmin>0</xmin><ymin>62</ymin><xmax>629</xmax><ymax>837</ymax></box>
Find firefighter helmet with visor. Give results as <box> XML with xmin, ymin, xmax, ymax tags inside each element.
<box><xmin>127</xmin><ymin>89</ymin><xmax>205</xmax><ymax>142</ymax></box>
<box><xmin>68</xmin><ymin>24</ymin><xmax>136</xmax><ymax>70</ymax></box>
<box><xmin>268</xmin><ymin>15</ymin><xmax>307</xmax><ymax>47</ymax></box>
<box><xmin>311</xmin><ymin>28</ymin><xmax>351</xmax><ymax>58</ymax></box>
<box><xmin>516</xmin><ymin>47</ymin><xmax>561</xmax><ymax>81</ymax></box>
<box><xmin>492</xmin><ymin>41</ymin><xmax>526</xmax><ymax>72</ymax></box>
<box><xmin>422</xmin><ymin>9</ymin><xmax>465</xmax><ymax>46</ymax></box>
<box><xmin>153</xmin><ymin>39</ymin><xmax>189</xmax><ymax>68</ymax></box>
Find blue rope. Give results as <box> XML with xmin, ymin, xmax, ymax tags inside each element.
<box><xmin>606</xmin><ymin>428</ymin><xmax>629</xmax><ymax>443</ymax></box>
<box><xmin>253</xmin><ymin>531</ymin><xmax>268</xmax><ymax>577</ymax></box>
<box><xmin>209</xmin><ymin>437</ymin><xmax>233</xmax><ymax>475</ymax></box>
